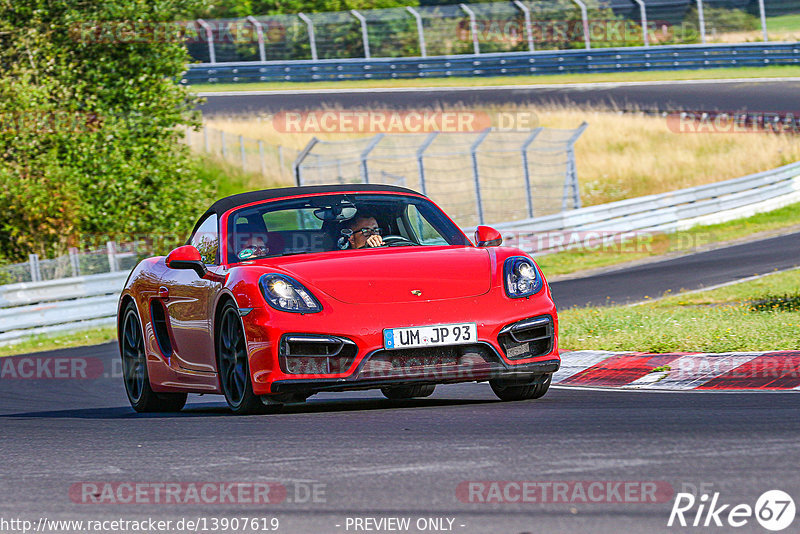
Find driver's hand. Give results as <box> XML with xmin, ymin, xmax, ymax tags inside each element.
<box><xmin>366</xmin><ymin>234</ymin><xmax>384</xmax><ymax>248</ymax></box>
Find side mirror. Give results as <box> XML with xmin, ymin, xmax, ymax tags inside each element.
<box><xmin>475</xmin><ymin>226</ymin><xmax>503</xmax><ymax>247</ymax></box>
<box><xmin>165</xmin><ymin>245</ymin><xmax>208</xmax><ymax>278</ymax></box>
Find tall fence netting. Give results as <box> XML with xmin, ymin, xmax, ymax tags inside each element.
<box><xmin>296</xmin><ymin>126</ymin><xmax>585</xmax><ymax>227</ymax></box>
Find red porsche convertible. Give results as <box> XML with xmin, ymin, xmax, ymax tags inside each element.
<box><xmin>118</xmin><ymin>184</ymin><xmax>559</xmax><ymax>414</ymax></box>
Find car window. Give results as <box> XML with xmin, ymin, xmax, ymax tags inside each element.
<box><xmin>226</xmin><ymin>194</ymin><xmax>470</xmax><ymax>263</ymax></box>
<box><xmin>190</xmin><ymin>214</ymin><xmax>219</xmax><ymax>265</ymax></box>
<box><xmin>262</xmin><ymin>208</ymin><xmax>323</xmax><ymax>231</ymax></box>
<box><xmin>406</xmin><ymin>205</ymin><xmax>449</xmax><ymax>245</ymax></box>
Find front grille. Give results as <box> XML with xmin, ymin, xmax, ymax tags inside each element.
<box><xmin>359</xmin><ymin>344</ymin><xmax>498</xmax><ymax>380</ymax></box>
<box><xmin>498</xmin><ymin>316</ymin><xmax>554</xmax><ymax>360</ymax></box>
<box><xmin>279</xmin><ymin>334</ymin><xmax>357</xmax><ymax>375</ymax></box>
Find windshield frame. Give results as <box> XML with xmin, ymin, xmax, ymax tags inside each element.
<box><xmin>220</xmin><ymin>191</ymin><xmax>471</xmax><ymax>266</ymax></box>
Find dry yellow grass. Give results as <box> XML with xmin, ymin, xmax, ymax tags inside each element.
<box><xmin>710</xmin><ymin>29</ymin><xmax>800</xmax><ymax>43</ymax></box>
<box><xmin>201</xmin><ymin>105</ymin><xmax>800</xmax><ymax>206</ymax></box>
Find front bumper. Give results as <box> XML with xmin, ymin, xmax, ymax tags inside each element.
<box><xmin>241</xmin><ymin>286</ymin><xmax>559</xmax><ymax>396</ymax></box>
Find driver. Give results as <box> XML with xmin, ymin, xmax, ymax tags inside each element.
<box><xmin>344</xmin><ymin>215</ymin><xmax>384</xmax><ymax>249</ymax></box>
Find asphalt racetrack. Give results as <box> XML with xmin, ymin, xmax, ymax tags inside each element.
<box><xmin>550</xmin><ymin>230</ymin><xmax>800</xmax><ymax>308</ymax></box>
<box><xmin>197</xmin><ymin>79</ymin><xmax>800</xmax><ymax>115</ymax></box>
<box><xmin>3</xmin><ymin>80</ymin><xmax>800</xmax><ymax>534</ymax></box>
<box><xmin>3</xmin><ymin>231</ymin><xmax>800</xmax><ymax>532</ymax></box>
<box><xmin>2</xmin><ymin>342</ymin><xmax>800</xmax><ymax>533</ymax></box>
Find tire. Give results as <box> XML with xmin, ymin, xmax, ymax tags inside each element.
<box><xmin>490</xmin><ymin>373</ymin><xmax>552</xmax><ymax>402</ymax></box>
<box><xmin>381</xmin><ymin>384</ymin><xmax>436</xmax><ymax>400</ymax></box>
<box><xmin>120</xmin><ymin>302</ymin><xmax>187</xmax><ymax>413</ymax></box>
<box><xmin>216</xmin><ymin>301</ymin><xmax>272</xmax><ymax>415</ymax></box>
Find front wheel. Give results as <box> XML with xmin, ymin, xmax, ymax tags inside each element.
<box><xmin>381</xmin><ymin>384</ymin><xmax>436</xmax><ymax>400</ymax></box>
<box><xmin>216</xmin><ymin>301</ymin><xmax>271</xmax><ymax>415</ymax></box>
<box><xmin>120</xmin><ymin>303</ymin><xmax>187</xmax><ymax>413</ymax></box>
<box><xmin>490</xmin><ymin>374</ymin><xmax>552</xmax><ymax>401</ymax></box>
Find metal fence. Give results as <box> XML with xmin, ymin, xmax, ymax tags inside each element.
<box><xmin>182</xmin><ymin>0</ymin><xmax>800</xmax><ymax>66</ymax></box>
<box><xmin>182</xmin><ymin>42</ymin><xmax>800</xmax><ymax>84</ymax></box>
<box><xmin>293</xmin><ymin>125</ymin><xmax>587</xmax><ymax>227</ymax></box>
<box><xmin>0</xmin><ymin>243</ymin><xmax>141</xmax><ymax>286</ymax></box>
<box><xmin>3</xmin><ymin>158</ymin><xmax>799</xmax><ymax>344</ymax></box>
<box><xmin>185</xmin><ymin>126</ymin><xmax>299</xmax><ymax>182</ymax></box>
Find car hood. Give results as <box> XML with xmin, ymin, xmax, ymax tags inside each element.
<box><xmin>266</xmin><ymin>246</ymin><xmax>493</xmax><ymax>304</ymax></box>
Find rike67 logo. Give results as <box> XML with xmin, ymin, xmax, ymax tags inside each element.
<box><xmin>668</xmin><ymin>489</ymin><xmax>796</xmax><ymax>531</ymax></box>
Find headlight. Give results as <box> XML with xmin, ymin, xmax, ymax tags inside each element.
<box><xmin>259</xmin><ymin>274</ymin><xmax>322</xmax><ymax>313</ymax></box>
<box><xmin>503</xmin><ymin>257</ymin><xmax>543</xmax><ymax>298</ymax></box>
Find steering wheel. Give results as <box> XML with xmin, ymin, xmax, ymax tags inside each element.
<box><xmin>381</xmin><ymin>235</ymin><xmax>417</xmax><ymax>247</ymax></box>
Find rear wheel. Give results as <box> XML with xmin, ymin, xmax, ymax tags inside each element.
<box><xmin>381</xmin><ymin>384</ymin><xmax>436</xmax><ymax>400</ymax></box>
<box><xmin>217</xmin><ymin>301</ymin><xmax>271</xmax><ymax>415</ymax></box>
<box><xmin>120</xmin><ymin>303</ymin><xmax>187</xmax><ymax>413</ymax></box>
<box><xmin>490</xmin><ymin>373</ymin><xmax>552</xmax><ymax>401</ymax></box>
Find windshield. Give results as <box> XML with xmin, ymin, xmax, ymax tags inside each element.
<box><xmin>225</xmin><ymin>193</ymin><xmax>470</xmax><ymax>263</ymax></box>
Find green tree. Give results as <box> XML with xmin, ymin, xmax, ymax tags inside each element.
<box><xmin>0</xmin><ymin>0</ymin><xmax>213</xmax><ymax>262</ymax></box>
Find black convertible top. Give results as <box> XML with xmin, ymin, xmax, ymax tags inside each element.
<box><xmin>207</xmin><ymin>184</ymin><xmax>421</xmax><ymax>218</ymax></box>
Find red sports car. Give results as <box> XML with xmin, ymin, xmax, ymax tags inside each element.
<box><xmin>117</xmin><ymin>184</ymin><xmax>559</xmax><ymax>414</ymax></box>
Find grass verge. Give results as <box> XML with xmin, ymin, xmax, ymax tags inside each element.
<box><xmin>0</xmin><ymin>326</ymin><xmax>117</xmax><ymax>358</ymax></box>
<box><xmin>202</xmin><ymin>104</ymin><xmax>800</xmax><ymax>207</ymax></box>
<box><xmin>0</xmin><ymin>154</ymin><xmax>277</xmax><ymax>359</ymax></box>
<box><xmin>537</xmin><ymin>201</ymin><xmax>800</xmax><ymax>277</ymax></box>
<box><xmin>560</xmin><ymin>268</ymin><xmax>800</xmax><ymax>352</ymax></box>
<box><xmin>191</xmin><ymin>66</ymin><xmax>800</xmax><ymax>93</ymax></box>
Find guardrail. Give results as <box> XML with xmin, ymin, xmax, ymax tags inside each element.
<box><xmin>2</xmin><ymin>159</ymin><xmax>799</xmax><ymax>344</ymax></box>
<box><xmin>494</xmin><ymin>160</ymin><xmax>800</xmax><ymax>254</ymax></box>
<box><xmin>182</xmin><ymin>42</ymin><xmax>800</xmax><ymax>84</ymax></box>
<box><xmin>0</xmin><ymin>272</ymin><xmax>129</xmax><ymax>345</ymax></box>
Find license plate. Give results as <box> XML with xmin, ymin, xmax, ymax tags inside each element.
<box><xmin>383</xmin><ymin>323</ymin><xmax>477</xmax><ymax>350</ymax></box>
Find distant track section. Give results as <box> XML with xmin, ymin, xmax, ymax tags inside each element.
<box><xmin>198</xmin><ymin>79</ymin><xmax>800</xmax><ymax>115</ymax></box>
<box><xmin>184</xmin><ymin>42</ymin><xmax>800</xmax><ymax>86</ymax></box>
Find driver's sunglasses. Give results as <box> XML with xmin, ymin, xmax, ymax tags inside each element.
<box><xmin>355</xmin><ymin>226</ymin><xmax>382</xmax><ymax>237</ymax></box>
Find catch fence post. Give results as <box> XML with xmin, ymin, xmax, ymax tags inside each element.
<box><xmin>571</xmin><ymin>0</ymin><xmax>592</xmax><ymax>49</ymax></box>
<box><xmin>459</xmin><ymin>3</ymin><xmax>480</xmax><ymax>55</ymax></box>
<box><xmin>512</xmin><ymin>1</ymin><xmax>535</xmax><ymax>52</ymax></box>
<box><xmin>520</xmin><ymin>128</ymin><xmax>543</xmax><ymax>219</ymax></box>
<box><xmin>632</xmin><ymin>0</ymin><xmax>649</xmax><ymax>46</ymax></box>
<box><xmin>68</xmin><ymin>247</ymin><xmax>81</xmax><ymax>278</ymax></box>
<box><xmin>470</xmin><ymin>128</ymin><xmax>492</xmax><ymax>225</ymax></box>
<box><xmin>196</xmin><ymin>19</ymin><xmax>216</xmax><ymax>64</ymax></box>
<box><xmin>246</xmin><ymin>16</ymin><xmax>267</xmax><ymax>61</ymax></box>
<box><xmin>29</xmin><ymin>254</ymin><xmax>41</xmax><ymax>282</ymax></box>
<box><xmin>106</xmin><ymin>242</ymin><xmax>118</xmax><ymax>273</ymax></box>
<box><xmin>416</xmin><ymin>132</ymin><xmax>438</xmax><ymax>195</ymax></box>
<box><xmin>565</xmin><ymin>122</ymin><xmax>588</xmax><ymax>210</ymax></box>
<box><xmin>350</xmin><ymin>10</ymin><xmax>371</xmax><ymax>58</ymax></box>
<box><xmin>360</xmin><ymin>134</ymin><xmax>384</xmax><ymax>184</ymax></box>
<box><xmin>293</xmin><ymin>138</ymin><xmax>319</xmax><ymax>186</ymax></box>
<box><xmin>405</xmin><ymin>7</ymin><xmax>427</xmax><ymax>57</ymax></box>
<box><xmin>298</xmin><ymin>13</ymin><xmax>318</xmax><ymax>61</ymax></box>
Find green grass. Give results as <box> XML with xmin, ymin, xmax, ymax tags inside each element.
<box><xmin>0</xmin><ymin>154</ymin><xmax>279</xmax><ymax>359</ymax></box>
<box><xmin>194</xmin><ymin>152</ymin><xmax>282</xmax><ymax>198</ymax></box>
<box><xmin>560</xmin><ymin>267</ymin><xmax>800</xmax><ymax>352</ymax></box>
<box><xmin>537</xmin><ymin>201</ymin><xmax>800</xmax><ymax>277</ymax></box>
<box><xmin>0</xmin><ymin>326</ymin><xmax>117</xmax><ymax>358</ymax></box>
<box><xmin>4</xmin><ymin>185</ymin><xmax>800</xmax><ymax>357</ymax></box>
<box><xmin>767</xmin><ymin>13</ymin><xmax>800</xmax><ymax>32</ymax></box>
<box><xmin>189</xmin><ymin>66</ymin><xmax>800</xmax><ymax>93</ymax></box>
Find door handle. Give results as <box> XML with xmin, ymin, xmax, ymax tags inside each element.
<box><xmin>158</xmin><ymin>286</ymin><xmax>170</xmax><ymax>299</ymax></box>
